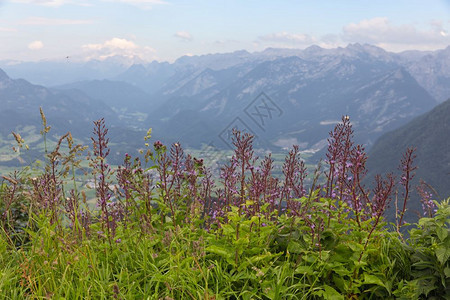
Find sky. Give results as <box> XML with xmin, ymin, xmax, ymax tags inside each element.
<box><xmin>0</xmin><ymin>0</ymin><xmax>449</xmax><ymax>63</ymax></box>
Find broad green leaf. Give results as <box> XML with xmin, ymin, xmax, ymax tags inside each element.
<box><xmin>444</xmin><ymin>267</ymin><xmax>450</xmax><ymax>278</ymax></box>
<box><xmin>295</xmin><ymin>265</ymin><xmax>314</xmax><ymax>275</ymax></box>
<box><xmin>247</xmin><ymin>251</ymin><xmax>281</xmax><ymax>264</ymax></box>
<box><xmin>250</xmin><ymin>215</ymin><xmax>259</xmax><ymax>223</ymax></box>
<box><xmin>313</xmin><ymin>285</ymin><xmax>345</xmax><ymax>300</ymax></box>
<box><xmin>323</xmin><ymin>284</ymin><xmax>345</xmax><ymax>300</ymax></box>
<box><xmin>418</xmin><ymin>217</ymin><xmax>433</xmax><ymax>227</ymax></box>
<box><xmin>348</xmin><ymin>241</ymin><xmax>364</xmax><ymax>252</ymax></box>
<box><xmin>287</xmin><ymin>240</ymin><xmax>305</xmax><ymax>254</ymax></box>
<box><xmin>206</xmin><ymin>245</ymin><xmax>232</xmax><ymax>260</ymax></box>
<box><xmin>333</xmin><ymin>244</ymin><xmax>355</xmax><ymax>262</ymax></box>
<box><xmin>333</xmin><ymin>274</ymin><xmax>348</xmax><ymax>292</ymax></box>
<box><xmin>222</xmin><ymin>224</ymin><xmax>235</xmax><ymax>236</ymax></box>
<box><xmin>435</xmin><ymin>246</ymin><xmax>450</xmax><ymax>264</ymax></box>
<box><xmin>364</xmin><ymin>274</ymin><xmax>386</xmax><ymax>288</ymax></box>
<box><xmin>436</xmin><ymin>227</ymin><xmax>448</xmax><ymax>242</ymax></box>
<box><xmin>234</xmin><ymin>237</ymin><xmax>249</xmax><ymax>248</ymax></box>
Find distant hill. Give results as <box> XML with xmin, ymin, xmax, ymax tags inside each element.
<box><xmin>0</xmin><ymin>68</ymin><xmax>146</xmax><ymax>166</ymax></box>
<box><xmin>0</xmin><ymin>68</ymin><xmax>118</xmax><ymax>136</ymax></box>
<box><xmin>56</xmin><ymin>79</ymin><xmax>154</xmax><ymax>112</ymax></box>
<box><xmin>0</xmin><ymin>56</ymin><xmax>136</xmax><ymax>87</ymax></box>
<box><xmin>366</xmin><ymin>98</ymin><xmax>450</xmax><ymax>220</ymax></box>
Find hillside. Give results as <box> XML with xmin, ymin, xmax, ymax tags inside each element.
<box><xmin>367</xmin><ymin>98</ymin><xmax>450</xmax><ymax>217</ymax></box>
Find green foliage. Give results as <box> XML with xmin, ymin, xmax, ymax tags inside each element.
<box><xmin>1</xmin><ymin>120</ymin><xmax>449</xmax><ymax>299</ymax></box>
<box><xmin>401</xmin><ymin>199</ymin><xmax>450</xmax><ymax>299</ymax></box>
<box><xmin>1</xmin><ymin>194</ymin><xmax>448</xmax><ymax>298</ymax></box>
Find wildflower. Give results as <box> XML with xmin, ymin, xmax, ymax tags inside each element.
<box><xmin>154</xmin><ymin>140</ymin><xmax>164</xmax><ymax>150</ymax></box>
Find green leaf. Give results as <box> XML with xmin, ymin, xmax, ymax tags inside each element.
<box><xmin>314</xmin><ymin>285</ymin><xmax>345</xmax><ymax>300</ymax></box>
<box><xmin>250</xmin><ymin>215</ymin><xmax>259</xmax><ymax>223</ymax></box>
<box><xmin>436</xmin><ymin>227</ymin><xmax>448</xmax><ymax>242</ymax></box>
<box><xmin>444</xmin><ymin>267</ymin><xmax>450</xmax><ymax>278</ymax></box>
<box><xmin>206</xmin><ymin>245</ymin><xmax>232</xmax><ymax>260</ymax></box>
<box><xmin>418</xmin><ymin>217</ymin><xmax>433</xmax><ymax>227</ymax></box>
<box><xmin>332</xmin><ymin>274</ymin><xmax>348</xmax><ymax>293</ymax></box>
<box><xmin>364</xmin><ymin>274</ymin><xmax>386</xmax><ymax>288</ymax></box>
<box><xmin>435</xmin><ymin>246</ymin><xmax>450</xmax><ymax>265</ymax></box>
<box><xmin>348</xmin><ymin>241</ymin><xmax>364</xmax><ymax>252</ymax></box>
<box><xmin>287</xmin><ymin>239</ymin><xmax>305</xmax><ymax>254</ymax></box>
<box><xmin>222</xmin><ymin>224</ymin><xmax>235</xmax><ymax>236</ymax></box>
<box><xmin>247</xmin><ymin>251</ymin><xmax>281</xmax><ymax>264</ymax></box>
<box><xmin>327</xmin><ymin>262</ymin><xmax>350</xmax><ymax>277</ymax></box>
<box><xmin>233</xmin><ymin>236</ymin><xmax>249</xmax><ymax>249</ymax></box>
<box><xmin>295</xmin><ymin>265</ymin><xmax>314</xmax><ymax>276</ymax></box>
<box><xmin>333</xmin><ymin>244</ymin><xmax>355</xmax><ymax>263</ymax></box>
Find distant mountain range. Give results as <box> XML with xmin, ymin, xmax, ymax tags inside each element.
<box><xmin>0</xmin><ymin>55</ymin><xmax>138</xmax><ymax>87</ymax></box>
<box><xmin>116</xmin><ymin>43</ymin><xmax>441</xmax><ymax>150</ymax></box>
<box><xmin>1</xmin><ymin>44</ymin><xmax>449</xmax><ymax>222</ymax></box>
<box><xmin>0</xmin><ymin>69</ymin><xmax>145</xmax><ymax>166</ymax></box>
<box><xmin>0</xmin><ymin>68</ymin><xmax>118</xmax><ymax>136</ymax></box>
<box><xmin>1</xmin><ymin>43</ymin><xmax>449</xmax><ymax>157</ymax></box>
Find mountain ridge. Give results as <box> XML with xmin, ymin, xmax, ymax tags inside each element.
<box><xmin>0</xmin><ymin>44</ymin><xmax>447</xmax><ymax>156</ymax></box>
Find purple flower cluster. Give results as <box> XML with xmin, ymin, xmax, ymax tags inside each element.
<box><xmin>417</xmin><ymin>180</ymin><xmax>437</xmax><ymax>217</ymax></box>
<box><xmin>91</xmin><ymin>118</ymin><xmax>122</xmax><ymax>243</ymax></box>
<box><xmin>323</xmin><ymin>116</ymin><xmax>399</xmax><ymax>228</ymax></box>
<box><xmin>281</xmin><ymin>145</ymin><xmax>307</xmax><ymax>214</ymax></box>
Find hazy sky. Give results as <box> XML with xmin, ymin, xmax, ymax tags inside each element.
<box><xmin>0</xmin><ymin>0</ymin><xmax>449</xmax><ymax>62</ymax></box>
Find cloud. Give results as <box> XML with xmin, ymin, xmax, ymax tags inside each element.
<box><xmin>214</xmin><ymin>39</ymin><xmax>239</xmax><ymax>45</ymax></box>
<box><xmin>260</xmin><ymin>32</ymin><xmax>316</xmax><ymax>44</ymax></box>
<box><xmin>342</xmin><ymin>17</ymin><xmax>450</xmax><ymax>50</ymax></box>
<box><xmin>0</xmin><ymin>27</ymin><xmax>18</xmax><ymax>32</ymax></box>
<box><xmin>257</xmin><ymin>32</ymin><xmax>317</xmax><ymax>48</ymax></box>
<box><xmin>254</xmin><ymin>19</ymin><xmax>450</xmax><ymax>53</ymax></box>
<box><xmin>107</xmin><ymin>0</ymin><xmax>167</xmax><ymax>3</ymax></box>
<box><xmin>430</xmin><ymin>20</ymin><xmax>448</xmax><ymax>37</ymax></box>
<box><xmin>21</xmin><ymin>17</ymin><xmax>94</xmax><ymax>25</ymax></box>
<box><xmin>28</xmin><ymin>40</ymin><xmax>43</xmax><ymax>50</ymax></box>
<box><xmin>82</xmin><ymin>37</ymin><xmax>157</xmax><ymax>61</ymax></box>
<box><xmin>174</xmin><ymin>31</ymin><xmax>193</xmax><ymax>42</ymax></box>
<box><xmin>84</xmin><ymin>38</ymin><xmax>138</xmax><ymax>51</ymax></box>
<box><xmin>101</xmin><ymin>0</ymin><xmax>168</xmax><ymax>9</ymax></box>
<box><xmin>11</xmin><ymin>0</ymin><xmax>90</xmax><ymax>7</ymax></box>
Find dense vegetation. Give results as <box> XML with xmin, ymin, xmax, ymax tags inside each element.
<box><xmin>0</xmin><ymin>114</ymin><xmax>449</xmax><ymax>299</ymax></box>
